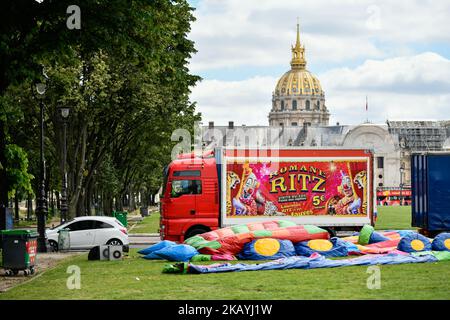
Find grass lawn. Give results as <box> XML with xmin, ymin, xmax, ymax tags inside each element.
<box><xmin>2</xmin><ymin>205</ymin><xmax>449</xmax><ymax>300</ymax></box>
<box><xmin>1</xmin><ymin>249</ymin><xmax>449</xmax><ymax>300</ymax></box>
<box><xmin>375</xmin><ymin>206</ymin><xmax>413</xmax><ymax>230</ymax></box>
<box><xmin>129</xmin><ymin>211</ymin><xmax>160</xmax><ymax>234</ymax></box>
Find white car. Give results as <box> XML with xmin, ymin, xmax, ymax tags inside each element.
<box><xmin>46</xmin><ymin>216</ymin><xmax>129</xmax><ymax>251</ymax></box>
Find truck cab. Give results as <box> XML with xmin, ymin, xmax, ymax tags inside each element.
<box><xmin>160</xmin><ymin>152</ymin><xmax>219</xmax><ymax>242</ymax></box>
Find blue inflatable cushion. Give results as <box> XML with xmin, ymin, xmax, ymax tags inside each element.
<box><xmin>294</xmin><ymin>237</ymin><xmax>349</xmax><ymax>257</ymax></box>
<box><xmin>237</xmin><ymin>239</ymin><xmax>296</xmax><ymax>260</ymax></box>
<box><xmin>432</xmin><ymin>233</ymin><xmax>450</xmax><ymax>251</ymax></box>
<box><xmin>152</xmin><ymin>244</ymin><xmax>199</xmax><ymax>262</ymax></box>
<box><xmin>397</xmin><ymin>233</ymin><xmax>431</xmax><ymax>253</ymax></box>
<box><xmin>138</xmin><ymin>240</ymin><xmax>176</xmax><ymax>255</ymax></box>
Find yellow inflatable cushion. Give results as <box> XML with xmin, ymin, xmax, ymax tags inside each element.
<box><xmin>411</xmin><ymin>239</ymin><xmax>425</xmax><ymax>251</ymax></box>
<box><xmin>254</xmin><ymin>238</ymin><xmax>281</xmax><ymax>256</ymax></box>
<box><xmin>444</xmin><ymin>239</ymin><xmax>450</xmax><ymax>250</ymax></box>
<box><xmin>308</xmin><ymin>239</ymin><xmax>333</xmax><ymax>251</ymax></box>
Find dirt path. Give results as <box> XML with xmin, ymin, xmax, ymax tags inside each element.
<box><xmin>0</xmin><ymin>252</ymin><xmax>82</xmax><ymax>292</ymax></box>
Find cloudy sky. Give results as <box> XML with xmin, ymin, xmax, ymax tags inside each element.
<box><xmin>187</xmin><ymin>0</ymin><xmax>450</xmax><ymax>126</ymax></box>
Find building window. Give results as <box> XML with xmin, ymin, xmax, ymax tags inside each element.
<box><xmin>377</xmin><ymin>157</ymin><xmax>384</xmax><ymax>169</ymax></box>
<box><xmin>279</xmin><ymin>123</ymin><xmax>284</xmax><ymax>126</ymax></box>
<box><xmin>291</xmin><ymin>122</ymin><xmax>298</xmax><ymax>126</ymax></box>
<box><xmin>280</xmin><ymin>100</ymin><xmax>284</xmax><ymax>111</ymax></box>
<box><xmin>305</xmin><ymin>100</ymin><xmax>310</xmax><ymax>110</ymax></box>
<box><xmin>292</xmin><ymin>100</ymin><xmax>297</xmax><ymax>110</ymax></box>
<box><xmin>316</xmin><ymin>101</ymin><xmax>320</xmax><ymax>110</ymax></box>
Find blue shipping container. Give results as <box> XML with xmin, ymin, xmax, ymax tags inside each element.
<box><xmin>411</xmin><ymin>152</ymin><xmax>450</xmax><ymax>232</ymax></box>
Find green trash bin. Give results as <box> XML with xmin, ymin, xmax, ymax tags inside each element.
<box><xmin>0</xmin><ymin>229</ymin><xmax>38</xmax><ymax>276</ymax></box>
<box><xmin>112</xmin><ymin>211</ymin><xmax>128</xmax><ymax>227</ymax></box>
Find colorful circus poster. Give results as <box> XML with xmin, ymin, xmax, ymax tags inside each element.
<box><xmin>225</xmin><ymin>159</ymin><xmax>369</xmax><ymax>218</ymax></box>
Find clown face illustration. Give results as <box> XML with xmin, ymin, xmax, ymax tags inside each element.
<box><xmin>242</xmin><ymin>173</ymin><xmax>258</xmax><ymax>200</ymax></box>
<box><xmin>333</xmin><ymin>170</ymin><xmax>362</xmax><ymax>215</ymax></box>
<box><xmin>340</xmin><ymin>172</ymin><xmax>353</xmax><ymax>197</ymax></box>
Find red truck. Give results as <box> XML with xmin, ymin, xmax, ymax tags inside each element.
<box><xmin>160</xmin><ymin>147</ymin><xmax>376</xmax><ymax>242</ymax></box>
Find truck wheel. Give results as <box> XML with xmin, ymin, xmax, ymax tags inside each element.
<box><xmin>185</xmin><ymin>227</ymin><xmax>210</xmax><ymax>240</ymax></box>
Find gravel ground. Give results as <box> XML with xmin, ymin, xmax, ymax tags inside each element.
<box><xmin>0</xmin><ymin>252</ymin><xmax>82</xmax><ymax>292</ymax></box>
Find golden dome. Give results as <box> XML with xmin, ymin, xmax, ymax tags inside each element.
<box><xmin>275</xmin><ymin>69</ymin><xmax>323</xmax><ymax>96</ymax></box>
<box><xmin>274</xmin><ymin>23</ymin><xmax>324</xmax><ymax>97</ymax></box>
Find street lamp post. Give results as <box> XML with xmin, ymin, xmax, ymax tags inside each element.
<box><xmin>399</xmin><ymin>164</ymin><xmax>405</xmax><ymax>206</ymax></box>
<box><xmin>58</xmin><ymin>106</ymin><xmax>70</xmax><ymax>223</ymax></box>
<box><xmin>36</xmin><ymin>82</ymin><xmax>48</xmax><ymax>252</ymax></box>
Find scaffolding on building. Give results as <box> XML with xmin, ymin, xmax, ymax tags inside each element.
<box><xmin>387</xmin><ymin>120</ymin><xmax>448</xmax><ymax>152</ymax></box>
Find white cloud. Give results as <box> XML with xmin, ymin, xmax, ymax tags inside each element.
<box><xmin>191</xmin><ymin>53</ymin><xmax>450</xmax><ymax>125</ymax></box>
<box><xmin>191</xmin><ymin>76</ymin><xmax>276</xmax><ymax>126</ymax></box>
<box><xmin>322</xmin><ymin>52</ymin><xmax>450</xmax><ymax>124</ymax></box>
<box><xmin>321</xmin><ymin>52</ymin><xmax>450</xmax><ymax>94</ymax></box>
<box><xmin>189</xmin><ymin>0</ymin><xmax>450</xmax><ymax>71</ymax></box>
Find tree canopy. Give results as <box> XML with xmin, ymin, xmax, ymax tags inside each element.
<box><xmin>0</xmin><ymin>0</ymin><xmax>201</xmax><ymax>223</ymax></box>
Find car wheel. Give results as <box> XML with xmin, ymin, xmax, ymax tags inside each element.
<box><xmin>49</xmin><ymin>240</ymin><xmax>59</xmax><ymax>252</ymax></box>
<box><xmin>106</xmin><ymin>239</ymin><xmax>123</xmax><ymax>246</ymax></box>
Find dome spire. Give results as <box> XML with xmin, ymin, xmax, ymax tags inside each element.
<box><xmin>291</xmin><ymin>19</ymin><xmax>306</xmax><ymax>70</ymax></box>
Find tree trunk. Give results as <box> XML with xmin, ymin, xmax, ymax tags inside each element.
<box><xmin>27</xmin><ymin>193</ymin><xmax>33</xmax><ymax>221</ymax></box>
<box><xmin>130</xmin><ymin>191</ymin><xmax>135</xmax><ymax>211</ymax></box>
<box><xmin>102</xmin><ymin>191</ymin><xmax>113</xmax><ymax>216</ymax></box>
<box><xmin>50</xmin><ymin>190</ymin><xmax>55</xmax><ymax>217</ymax></box>
<box><xmin>14</xmin><ymin>195</ymin><xmax>19</xmax><ymax>221</ymax></box>
<box><xmin>55</xmin><ymin>191</ymin><xmax>60</xmax><ymax>211</ymax></box>
<box><xmin>76</xmin><ymin>187</ymin><xmax>86</xmax><ymax>216</ymax></box>
<box><xmin>0</xmin><ymin>119</ymin><xmax>8</xmax><ymax>230</ymax></box>
<box><xmin>85</xmin><ymin>178</ymin><xmax>94</xmax><ymax>216</ymax></box>
<box><xmin>150</xmin><ymin>194</ymin><xmax>155</xmax><ymax>206</ymax></box>
<box><xmin>69</xmin><ymin>123</ymin><xmax>87</xmax><ymax>218</ymax></box>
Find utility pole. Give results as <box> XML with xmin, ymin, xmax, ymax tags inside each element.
<box><xmin>36</xmin><ymin>82</ymin><xmax>48</xmax><ymax>252</ymax></box>
<box><xmin>0</xmin><ymin>119</ymin><xmax>8</xmax><ymax>231</ymax></box>
<box><xmin>58</xmin><ymin>106</ymin><xmax>70</xmax><ymax>223</ymax></box>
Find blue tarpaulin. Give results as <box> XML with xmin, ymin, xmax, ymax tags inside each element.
<box><xmin>185</xmin><ymin>252</ymin><xmax>442</xmax><ymax>274</ymax></box>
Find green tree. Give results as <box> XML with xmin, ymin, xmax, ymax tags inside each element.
<box><xmin>1</xmin><ymin>0</ymin><xmax>201</xmax><ymax>225</ymax></box>
<box><xmin>4</xmin><ymin>144</ymin><xmax>34</xmax><ymax>199</ymax></box>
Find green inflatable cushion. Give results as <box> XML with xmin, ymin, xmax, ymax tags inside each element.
<box><xmin>358</xmin><ymin>224</ymin><xmax>374</xmax><ymax>245</ymax></box>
